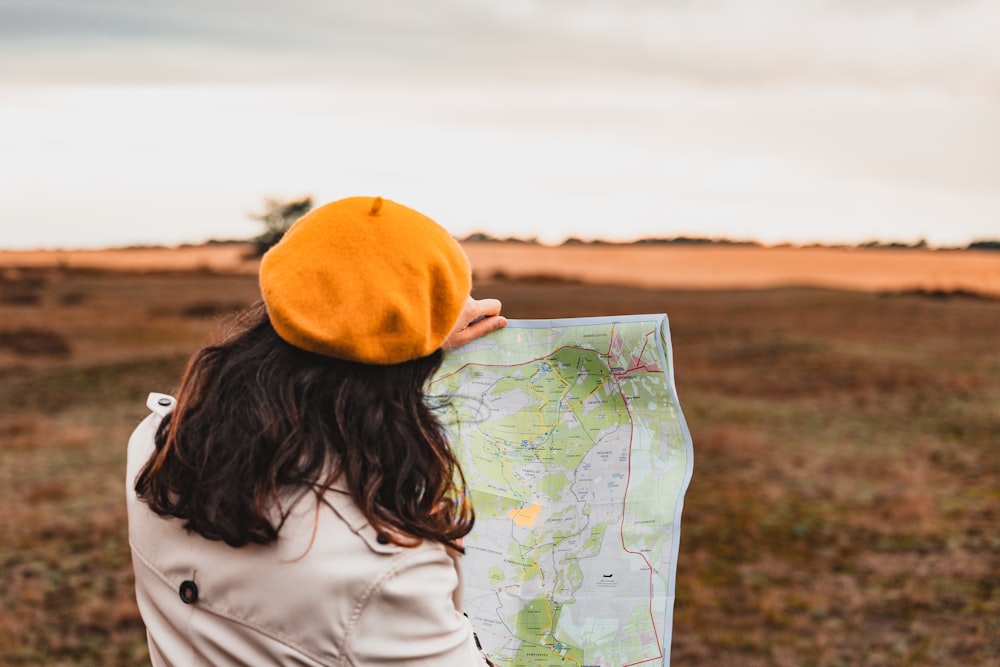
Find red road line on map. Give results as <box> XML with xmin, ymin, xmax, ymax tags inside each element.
<box><xmin>612</xmin><ymin>369</ymin><xmax>663</xmax><ymax>666</ymax></box>
<box><xmin>623</xmin><ymin>330</ymin><xmax>664</xmax><ymax>374</ymax></box>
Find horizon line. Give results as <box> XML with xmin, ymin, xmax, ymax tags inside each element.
<box><xmin>2</xmin><ymin>235</ymin><xmax>999</xmax><ymax>254</ymax></box>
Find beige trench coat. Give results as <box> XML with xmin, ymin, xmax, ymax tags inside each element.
<box><xmin>127</xmin><ymin>393</ymin><xmax>490</xmax><ymax>666</ymax></box>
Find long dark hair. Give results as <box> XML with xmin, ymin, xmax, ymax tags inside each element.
<box><xmin>134</xmin><ymin>301</ymin><xmax>473</xmax><ymax>551</ymax></box>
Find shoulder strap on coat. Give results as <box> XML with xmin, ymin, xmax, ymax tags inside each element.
<box><xmin>146</xmin><ymin>392</ymin><xmax>176</xmax><ymax>417</ymax></box>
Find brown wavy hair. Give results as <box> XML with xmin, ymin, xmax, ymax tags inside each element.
<box><xmin>134</xmin><ymin>301</ymin><xmax>473</xmax><ymax>551</ymax></box>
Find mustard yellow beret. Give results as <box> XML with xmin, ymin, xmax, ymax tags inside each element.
<box><xmin>259</xmin><ymin>196</ymin><xmax>471</xmax><ymax>365</ymax></box>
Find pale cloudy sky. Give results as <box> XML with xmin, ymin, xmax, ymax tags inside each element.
<box><xmin>1</xmin><ymin>0</ymin><xmax>998</xmax><ymax>249</ymax></box>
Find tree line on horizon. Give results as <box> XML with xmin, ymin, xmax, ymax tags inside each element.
<box><xmin>246</xmin><ymin>196</ymin><xmax>1000</xmax><ymax>255</ymax></box>
<box><xmin>460</xmin><ymin>232</ymin><xmax>1000</xmax><ymax>251</ymax></box>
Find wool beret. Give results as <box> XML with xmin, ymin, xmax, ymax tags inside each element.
<box><xmin>259</xmin><ymin>196</ymin><xmax>471</xmax><ymax>365</ymax></box>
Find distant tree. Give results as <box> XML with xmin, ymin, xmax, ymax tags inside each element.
<box><xmin>859</xmin><ymin>238</ymin><xmax>930</xmax><ymax>250</ymax></box>
<box><xmin>969</xmin><ymin>239</ymin><xmax>1000</xmax><ymax>251</ymax></box>
<box><xmin>462</xmin><ymin>232</ymin><xmax>499</xmax><ymax>243</ymax></box>
<box><xmin>248</xmin><ymin>196</ymin><xmax>313</xmax><ymax>256</ymax></box>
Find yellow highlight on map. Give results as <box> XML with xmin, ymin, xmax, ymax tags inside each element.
<box><xmin>508</xmin><ymin>502</ymin><xmax>543</xmax><ymax>528</ymax></box>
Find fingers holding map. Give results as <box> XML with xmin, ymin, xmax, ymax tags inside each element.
<box><xmin>431</xmin><ymin>315</ymin><xmax>694</xmax><ymax>667</ymax></box>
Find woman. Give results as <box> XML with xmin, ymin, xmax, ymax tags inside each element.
<box><xmin>126</xmin><ymin>196</ymin><xmax>506</xmax><ymax>666</ymax></box>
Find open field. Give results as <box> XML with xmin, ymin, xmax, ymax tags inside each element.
<box><xmin>3</xmin><ymin>241</ymin><xmax>1000</xmax><ymax>296</ymax></box>
<box><xmin>1</xmin><ymin>245</ymin><xmax>998</xmax><ymax>666</ymax></box>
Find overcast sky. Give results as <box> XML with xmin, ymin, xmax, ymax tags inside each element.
<box><xmin>1</xmin><ymin>0</ymin><xmax>998</xmax><ymax>248</ymax></box>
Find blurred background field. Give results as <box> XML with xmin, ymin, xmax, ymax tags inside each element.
<box><xmin>1</xmin><ymin>248</ymin><xmax>998</xmax><ymax>666</ymax></box>
<box><xmin>7</xmin><ymin>3</ymin><xmax>999</xmax><ymax>662</ymax></box>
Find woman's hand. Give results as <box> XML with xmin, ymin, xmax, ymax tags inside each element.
<box><xmin>442</xmin><ymin>298</ymin><xmax>507</xmax><ymax>351</ymax></box>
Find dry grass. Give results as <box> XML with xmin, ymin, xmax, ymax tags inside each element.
<box><xmin>0</xmin><ymin>267</ymin><xmax>259</xmax><ymax>667</ymax></box>
<box><xmin>485</xmin><ymin>280</ymin><xmax>1000</xmax><ymax>667</ymax></box>
<box><xmin>0</xmin><ymin>252</ymin><xmax>998</xmax><ymax>666</ymax></box>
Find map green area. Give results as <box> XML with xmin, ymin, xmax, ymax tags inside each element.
<box><xmin>431</xmin><ymin>315</ymin><xmax>694</xmax><ymax>667</ymax></box>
